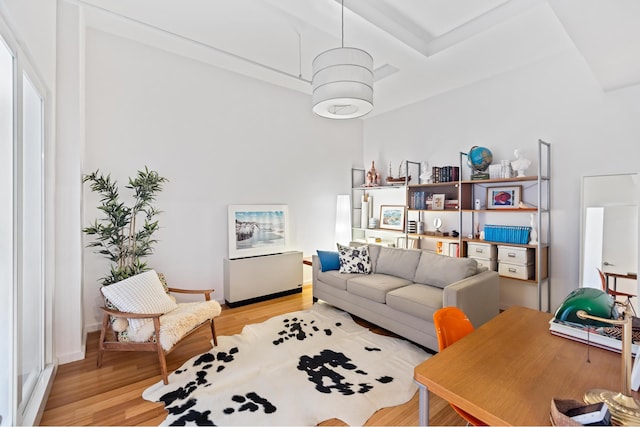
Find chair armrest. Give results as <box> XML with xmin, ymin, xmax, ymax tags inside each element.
<box><xmin>99</xmin><ymin>306</ymin><xmax>163</xmax><ymax>319</ymax></box>
<box><xmin>609</xmin><ymin>289</ymin><xmax>636</xmax><ymax>298</ymax></box>
<box><xmin>168</xmin><ymin>287</ymin><xmax>215</xmax><ymax>301</ymax></box>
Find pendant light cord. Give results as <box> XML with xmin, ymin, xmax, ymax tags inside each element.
<box><xmin>341</xmin><ymin>0</ymin><xmax>345</xmax><ymax>48</ymax></box>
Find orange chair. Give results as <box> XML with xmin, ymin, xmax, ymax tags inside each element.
<box><xmin>597</xmin><ymin>268</ymin><xmax>636</xmax><ymax>314</ymax></box>
<box><xmin>433</xmin><ymin>307</ymin><xmax>487</xmax><ymax>426</ymax></box>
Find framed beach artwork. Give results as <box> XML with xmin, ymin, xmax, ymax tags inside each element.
<box><xmin>487</xmin><ymin>186</ymin><xmax>522</xmax><ymax>209</ymax></box>
<box><xmin>379</xmin><ymin>205</ymin><xmax>405</xmax><ymax>231</ymax></box>
<box><xmin>228</xmin><ymin>204</ymin><xmax>289</xmax><ymax>259</ymax></box>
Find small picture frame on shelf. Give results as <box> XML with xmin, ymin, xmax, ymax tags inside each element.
<box><xmin>379</xmin><ymin>205</ymin><xmax>405</xmax><ymax>231</ymax></box>
<box><xmin>432</xmin><ymin>194</ymin><xmax>445</xmax><ymax>211</ymax></box>
<box><xmin>487</xmin><ymin>185</ymin><xmax>522</xmax><ymax>209</ymax></box>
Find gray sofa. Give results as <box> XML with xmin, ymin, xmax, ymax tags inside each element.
<box><xmin>312</xmin><ymin>244</ymin><xmax>500</xmax><ymax>351</ymax></box>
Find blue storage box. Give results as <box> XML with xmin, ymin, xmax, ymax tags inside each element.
<box><xmin>483</xmin><ymin>225</ymin><xmax>531</xmax><ymax>245</ymax></box>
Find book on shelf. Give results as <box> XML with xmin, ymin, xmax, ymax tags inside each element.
<box><xmin>444</xmin><ymin>199</ymin><xmax>459</xmax><ymax>209</ymax></box>
<box><xmin>435</xmin><ymin>241</ymin><xmax>459</xmax><ymax>257</ymax></box>
<box><xmin>432</xmin><ymin>167</ymin><xmax>441</xmax><ymax>183</ymax></box>
<box><xmin>448</xmin><ymin>242</ymin><xmax>459</xmax><ymax>257</ymax></box>
<box><xmin>431</xmin><ymin>166</ymin><xmax>459</xmax><ymax>183</ymax></box>
<box><xmin>548</xmin><ymin>317</ymin><xmax>640</xmax><ymax>355</ymax></box>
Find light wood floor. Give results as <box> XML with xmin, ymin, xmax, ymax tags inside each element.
<box><xmin>40</xmin><ymin>285</ymin><xmax>464</xmax><ymax>426</ymax></box>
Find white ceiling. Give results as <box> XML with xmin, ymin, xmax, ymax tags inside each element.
<box><xmin>79</xmin><ymin>0</ymin><xmax>640</xmax><ymax>118</ymax></box>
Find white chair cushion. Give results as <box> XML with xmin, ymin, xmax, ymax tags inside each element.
<box><xmin>101</xmin><ymin>270</ymin><xmax>178</xmax><ymax>334</ymax></box>
<box><xmin>126</xmin><ymin>300</ymin><xmax>222</xmax><ymax>350</ymax></box>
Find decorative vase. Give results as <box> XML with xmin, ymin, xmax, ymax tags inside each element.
<box><xmin>529</xmin><ymin>213</ymin><xmax>538</xmax><ymax>245</ymax></box>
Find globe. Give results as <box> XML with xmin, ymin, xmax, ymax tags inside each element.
<box><xmin>467</xmin><ymin>146</ymin><xmax>493</xmax><ymax>172</ymax></box>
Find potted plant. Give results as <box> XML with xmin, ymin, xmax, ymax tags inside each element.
<box><xmin>83</xmin><ymin>167</ymin><xmax>168</xmax><ymax>285</ymax></box>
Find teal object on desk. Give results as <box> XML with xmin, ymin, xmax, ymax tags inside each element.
<box><xmin>554</xmin><ymin>288</ymin><xmax>618</xmax><ymax>327</ymax></box>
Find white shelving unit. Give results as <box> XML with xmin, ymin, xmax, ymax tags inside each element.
<box><xmin>351</xmin><ymin>162</ymin><xmax>419</xmax><ymax>248</ymax></box>
<box><xmin>346</xmin><ymin>141</ymin><xmax>551</xmax><ymax>311</ymax></box>
<box><xmin>406</xmin><ymin>181</ymin><xmax>466</xmax><ymax>255</ymax></box>
<box><xmin>459</xmin><ymin>140</ymin><xmax>551</xmax><ymax>311</ymax></box>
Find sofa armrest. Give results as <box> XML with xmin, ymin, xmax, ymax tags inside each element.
<box><xmin>312</xmin><ymin>255</ymin><xmax>321</xmax><ymax>285</ymax></box>
<box><xmin>442</xmin><ymin>270</ymin><xmax>500</xmax><ymax>328</ymax></box>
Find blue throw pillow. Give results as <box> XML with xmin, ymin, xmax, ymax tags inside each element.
<box><xmin>317</xmin><ymin>250</ymin><xmax>340</xmax><ymax>272</ymax></box>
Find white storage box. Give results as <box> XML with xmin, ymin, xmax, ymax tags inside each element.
<box><xmin>467</xmin><ymin>242</ymin><xmax>497</xmax><ymax>259</ymax></box>
<box><xmin>472</xmin><ymin>257</ymin><xmax>497</xmax><ymax>272</ymax></box>
<box><xmin>498</xmin><ymin>245</ymin><xmax>534</xmax><ymax>264</ymax></box>
<box><xmin>499</xmin><ymin>261</ymin><xmax>534</xmax><ymax>280</ymax></box>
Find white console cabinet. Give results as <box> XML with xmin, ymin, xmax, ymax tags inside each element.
<box><xmin>223</xmin><ymin>251</ymin><xmax>303</xmax><ymax>307</ymax></box>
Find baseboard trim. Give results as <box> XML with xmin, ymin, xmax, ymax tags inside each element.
<box><xmin>225</xmin><ymin>287</ymin><xmax>302</xmax><ymax>308</ymax></box>
<box><xmin>57</xmin><ymin>345</ymin><xmax>86</xmax><ymax>364</ymax></box>
<box><xmin>85</xmin><ymin>321</ymin><xmax>102</xmax><ymax>333</ymax></box>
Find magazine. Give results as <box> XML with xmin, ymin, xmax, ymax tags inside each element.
<box><xmin>548</xmin><ymin>317</ymin><xmax>640</xmax><ymax>355</ymax></box>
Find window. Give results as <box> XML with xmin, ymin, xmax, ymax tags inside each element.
<box><xmin>0</xmin><ymin>17</ymin><xmax>52</xmax><ymax>426</ymax></box>
<box><xmin>0</xmin><ymin>30</ymin><xmax>14</xmax><ymax>427</ymax></box>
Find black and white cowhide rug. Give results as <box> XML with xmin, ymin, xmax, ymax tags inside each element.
<box><xmin>142</xmin><ymin>303</ymin><xmax>429</xmax><ymax>426</ymax></box>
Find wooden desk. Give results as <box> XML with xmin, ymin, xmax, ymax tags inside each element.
<box><xmin>414</xmin><ymin>306</ymin><xmax>639</xmax><ymax>426</ymax></box>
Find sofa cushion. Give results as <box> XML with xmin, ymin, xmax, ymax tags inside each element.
<box><xmin>375</xmin><ymin>246</ymin><xmax>422</xmax><ymax>281</ymax></box>
<box><xmin>413</xmin><ymin>252</ymin><xmax>478</xmax><ymax>289</ymax></box>
<box><xmin>346</xmin><ymin>274</ymin><xmax>412</xmax><ymax>303</ymax></box>
<box><xmin>368</xmin><ymin>244</ymin><xmax>381</xmax><ymax>272</ymax></box>
<box><xmin>317</xmin><ymin>270</ymin><xmax>357</xmax><ymax>290</ymax></box>
<box><xmin>337</xmin><ymin>243</ymin><xmax>372</xmax><ymax>274</ymax></box>
<box><xmin>317</xmin><ymin>250</ymin><xmax>340</xmax><ymax>272</ymax></box>
<box><xmin>386</xmin><ymin>284</ymin><xmax>444</xmax><ymax>322</ymax></box>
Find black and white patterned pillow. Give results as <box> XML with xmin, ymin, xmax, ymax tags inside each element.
<box><xmin>337</xmin><ymin>243</ymin><xmax>372</xmax><ymax>274</ymax></box>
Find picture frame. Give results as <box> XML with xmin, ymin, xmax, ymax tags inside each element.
<box><xmin>379</xmin><ymin>205</ymin><xmax>405</xmax><ymax>231</ymax></box>
<box><xmin>487</xmin><ymin>186</ymin><xmax>522</xmax><ymax>209</ymax></box>
<box><xmin>432</xmin><ymin>194</ymin><xmax>445</xmax><ymax>211</ymax></box>
<box><xmin>227</xmin><ymin>204</ymin><xmax>289</xmax><ymax>259</ymax></box>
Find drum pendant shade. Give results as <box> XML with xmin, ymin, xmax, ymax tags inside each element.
<box><xmin>312</xmin><ymin>47</ymin><xmax>373</xmax><ymax>119</ymax></box>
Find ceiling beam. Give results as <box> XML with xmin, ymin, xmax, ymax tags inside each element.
<box><xmin>343</xmin><ymin>0</ymin><xmax>544</xmax><ymax>57</ymax></box>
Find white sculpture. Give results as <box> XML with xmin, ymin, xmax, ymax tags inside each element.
<box><xmin>511</xmin><ymin>149</ymin><xmax>531</xmax><ymax>177</ymax></box>
<box><xmin>419</xmin><ymin>161</ymin><xmax>432</xmax><ymax>183</ymax></box>
<box><xmin>529</xmin><ymin>213</ymin><xmax>538</xmax><ymax>245</ymax></box>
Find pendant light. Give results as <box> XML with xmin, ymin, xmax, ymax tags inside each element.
<box><xmin>312</xmin><ymin>0</ymin><xmax>373</xmax><ymax>119</ymax></box>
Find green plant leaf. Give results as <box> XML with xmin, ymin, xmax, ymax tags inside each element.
<box><xmin>83</xmin><ymin>167</ymin><xmax>167</xmax><ymax>285</ymax></box>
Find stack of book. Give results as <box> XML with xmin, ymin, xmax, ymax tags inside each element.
<box><xmin>548</xmin><ymin>316</ymin><xmax>640</xmax><ymax>355</ymax></box>
<box><xmin>444</xmin><ymin>199</ymin><xmax>459</xmax><ymax>209</ymax></box>
<box><xmin>484</xmin><ymin>224</ymin><xmax>531</xmax><ymax>244</ymax></box>
<box><xmin>431</xmin><ymin>166</ymin><xmax>460</xmax><ymax>183</ymax></box>
<box><xmin>435</xmin><ymin>241</ymin><xmax>459</xmax><ymax>257</ymax></box>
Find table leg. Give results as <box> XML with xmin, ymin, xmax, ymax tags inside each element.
<box><xmin>415</xmin><ymin>381</ymin><xmax>429</xmax><ymax>426</ymax></box>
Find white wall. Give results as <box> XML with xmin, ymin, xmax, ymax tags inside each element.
<box><xmin>0</xmin><ymin>0</ymin><xmax>56</xmax><ymax>85</ymax></box>
<box><xmin>54</xmin><ymin>0</ymin><xmax>86</xmax><ymax>363</ymax></box>
<box><xmin>364</xmin><ymin>49</ymin><xmax>640</xmax><ymax>311</ymax></box>
<box><xmin>81</xmin><ymin>27</ymin><xmax>363</xmax><ymax>330</ymax></box>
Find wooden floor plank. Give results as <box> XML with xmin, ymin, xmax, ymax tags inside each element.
<box><xmin>40</xmin><ymin>285</ymin><xmax>463</xmax><ymax>426</ymax></box>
